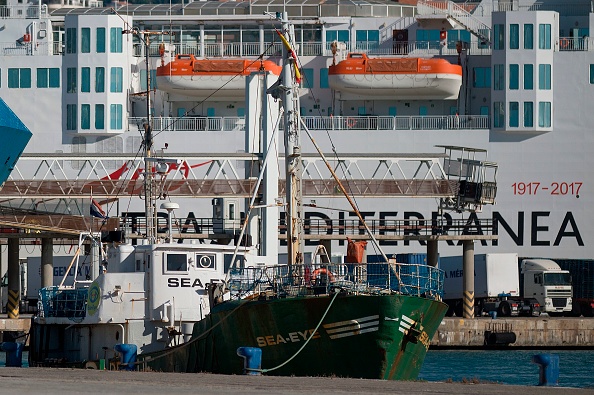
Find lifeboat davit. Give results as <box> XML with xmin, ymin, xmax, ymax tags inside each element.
<box><xmin>156</xmin><ymin>54</ymin><xmax>282</xmax><ymax>98</ymax></box>
<box><xmin>328</xmin><ymin>53</ymin><xmax>462</xmax><ymax>100</ymax></box>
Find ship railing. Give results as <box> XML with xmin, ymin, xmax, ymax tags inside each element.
<box><xmin>558</xmin><ymin>36</ymin><xmax>591</xmax><ymax>51</ymax></box>
<box><xmin>37</xmin><ymin>286</ymin><xmax>88</xmax><ymax>322</ymax></box>
<box><xmin>227</xmin><ymin>262</ymin><xmax>444</xmax><ymax>300</ymax></box>
<box><xmin>300</xmin><ymin>115</ymin><xmax>490</xmax><ymax>131</ymax></box>
<box><xmin>1</xmin><ymin>41</ymin><xmax>55</xmax><ymax>56</ymax></box>
<box><xmin>140</xmin><ymin>116</ymin><xmax>245</xmax><ymax>132</ymax></box>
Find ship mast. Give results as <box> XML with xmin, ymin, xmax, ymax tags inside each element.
<box><xmin>280</xmin><ymin>13</ymin><xmax>304</xmax><ymax>268</ymax></box>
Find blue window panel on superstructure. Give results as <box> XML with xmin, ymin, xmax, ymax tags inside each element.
<box><xmin>480</xmin><ymin>106</ymin><xmax>489</xmax><ymax>116</ymax></box>
<box><xmin>538</xmin><ymin>102</ymin><xmax>551</xmax><ymax>127</ymax></box>
<box><xmin>95</xmin><ymin>104</ymin><xmax>105</xmax><ymax>129</ymax></box>
<box><xmin>473</xmin><ymin>67</ymin><xmax>491</xmax><ymax>88</ymax></box>
<box><xmin>478</xmin><ymin>28</ymin><xmax>490</xmax><ymax>48</ymax></box>
<box><xmin>416</xmin><ymin>29</ymin><xmax>440</xmax><ymax>50</ymax></box>
<box><xmin>509</xmin><ymin>102</ymin><xmax>519</xmax><ymax>127</ymax></box>
<box><xmin>81</xmin><ymin>28</ymin><xmax>91</xmax><ymax>53</ymax></box>
<box><xmin>19</xmin><ymin>68</ymin><xmax>31</xmax><ymax>88</ymax></box>
<box><xmin>326</xmin><ymin>30</ymin><xmax>349</xmax><ymax>42</ymax></box>
<box><xmin>494</xmin><ymin>64</ymin><xmax>504</xmax><ymax>90</ymax></box>
<box><xmin>37</xmin><ymin>68</ymin><xmax>48</xmax><ymax>88</ymax></box>
<box><xmin>494</xmin><ymin>24</ymin><xmax>504</xmax><ymax>50</ymax></box>
<box><xmin>66</xmin><ymin>28</ymin><xmax>76</xmax><ymax>54</ymax></box>
<box><xmin>510</xmin><ymin>24</ymin><xmax>519</xmax><ymax>49</ymax></box>
<box><xmin>81</xmin><ymin>67</ymin><xmax>90</xmax><ymax>92</ymax></box>
<box><xmin>590</xmin><ymin>65</ymin><xmax>594</xmax><ymax>83</ymax></box>
<box><xmin>524</xmin><ymin>102</ymin><xmax>534</xmax><ymax>127</ymax></box>
<box><xmin>66</xmin><ymin>104</ymin><xmax>77</xmax><ymax>130</ymax></box>
<box><xmin>524</xmin><ymin>64</ymin><xmax>534</xmax><ymax>89</ymax></box>
<box><xmin>539</xmin><ymin>24</ymin><xmax>551</xmax><ymax>49</ymax></box>
<box><xmin>389</xmin><ymin>107</ymin><xmax>397</xmax><ymax>116</ymax></box>
<box><xmin>320</xmin><ymin>68</ymin><xmax>328</xmax><ymax>88</ymax></box>
<box><xmin>110</xmin><ymin>104</ymin><xmax>123</xmax><ymax>130</ymax></box>
<box><xmin>49</xmin><ymin>68</ymin><xmax>59</xmax><ymax>88</ymax></box>
<box><xmin>302</xmin><ymin>68</ymin><xmax>314</xmax><ymax>89</ymax></box>
<box><xmin>110</xmin><ymin>67</ymin><xmax>123</xmax><ymax>93</ymax></box>
<box><xmin>81</xmin><ymin>104</ymin><xmax>90</xmax><ymax>130</ymax></box>
<box><xmin>8</xmin><ymin>69</ymin><xmax>19</xmax><ymax>88</ymax></box>
<box><xmin>524</xmin><ymin>24</ymin><xmax>534</xmax><ymax>49</ymax></box>
<box><xmin>110</xmin><ymin>27</ymin><xmax>123</xmax><ymax>53</ymax></box>
<box><xmin>67</xmin><ymin>67</ymin><xmax>76</xmax><ymax>93</ymax></box>
<box><xmin>237</xmin><ymin>108</ymin><xmax>245</xmax><ymax>117</ymax></box>
<box><xmin>96</xmin><ymin>27</ymin><xmax>105</xmax><ymax>53</ymax></box>
<box><xmin>493</xmin><ymin>102</ymin><xmax>504</xmax><ymax>128</ymax></box>
<box><xmin>95</xmin><ymin>67</ymin><xmax>105</xmax><ymax>93</ymax></box>
<box><xmin>446</xmin><ymin>30</ymin><xmax>470</xmax><ymax>49</ymax></box>
<box><xmin>538</xmin><ymin>64</ymin><xmax>551</xmax><ymax>90</ymax></box>
<box><xmin>509</xmin><ymin>64</ymin><xmax>519</xmax><ymax>89</ymax></box>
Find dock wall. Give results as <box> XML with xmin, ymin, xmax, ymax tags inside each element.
<box><xmin>431</xmin><ymin>318</ymin><xmax>594</xmax><ymax>347</ymax></box>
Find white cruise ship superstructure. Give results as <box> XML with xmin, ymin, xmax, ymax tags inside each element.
<box><xmin>1</xmin><ymin>0</ymin><xmax>593</xmax><ymax>261</ymax></box>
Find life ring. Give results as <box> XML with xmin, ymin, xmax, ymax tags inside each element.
<box><xmin>346</xmin><ymin>117</ymin><xmax>356</xmax><ymax>128</ymax></box>
<box><xmin>312</xmin><ymin>268</ymin><xmax>335</xmax><ymax>283</ymax></box>
<box><xmin>560</xmin><ymin>38</ymin><xmax>569</xmax><ymax>49</ymax></box>
<box><xmin>23</xmin><ymin>33</ymin><xmax>31</xmax><ymax>43</ymax></box>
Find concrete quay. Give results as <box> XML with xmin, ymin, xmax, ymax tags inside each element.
<box><xmin>1</xmin><ymin>367</ymin><xmax>592</xmax><ymax>395</ymax></box>
<box><xmin>432</xmin><ymin>317</ymin><xmax>594</xmax><ymax>348</ymax></box>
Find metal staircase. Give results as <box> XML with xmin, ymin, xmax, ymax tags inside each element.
<box><xmin>417</xmin><ymin>0</ymin><xmax>492</xmax><ymax>45</ymax></box>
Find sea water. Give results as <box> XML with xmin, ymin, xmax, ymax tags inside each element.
<box><xmin>419</xmin><ymin>350</ymin><xmax>594</xmax><ymax>388</ymax></box>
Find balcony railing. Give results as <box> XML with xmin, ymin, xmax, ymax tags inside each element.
<box><xmin>130</xmin><ymin>115</ymin><xmax>490</xmax><ymax>133</ymax></box>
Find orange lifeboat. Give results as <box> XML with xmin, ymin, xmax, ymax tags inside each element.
<box><xmin>156</xmin><ymin>54</ymin><xmax>282</xmax><ymax>98</ymax></box>
<box><xmin>328</xmin><ymin>53</ymin><xmax>462</xmax><ymax>100</ymax></box>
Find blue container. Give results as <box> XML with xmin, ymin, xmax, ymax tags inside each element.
<box><xmin>237</xmin><ymin>347</ymin><xmax>262</xmax><ymax>375</ymax></box>
<box><xmin>1</xmin><ymin>342</ymin><xmax>23</xmax><ymax>367</ymax></box>
<box><xmin>396</xmin><ymin>253</ymin><xmax>428</xmax><ymax>265</ymax></box>
<box><xmin>532</xmin><ymin>354</ymin><xmax>559</xmax><ymax>386</ymax></box>
<box><xmin>114</xmin><ymin>343</ymin><xmax>137</xmax><ymax>371</ymax></box>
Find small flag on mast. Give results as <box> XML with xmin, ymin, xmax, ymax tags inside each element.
<box><xmin>90</xmin><ymin>199</ymin><xmax>107</xmax><ymax>219</ymax></box>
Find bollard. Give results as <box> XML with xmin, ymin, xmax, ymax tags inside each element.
<box><xmin>114</xmin><ymin>344</ymin><xmax>138</xmax><ymax>371</ymax></box>
<box><xmin>237</xmin><ymin>347</ymin><xmax>262</xmax><ymax>375</ymax></box>
<box><xmin>532</xmin><ymin>354</ymin><xmax>559</xmax><ymax>386</ymax></box>
<box><xmin>1</xmin><ymin>342</ymin><xmax>23</xmax><ymax>367</ymax></box>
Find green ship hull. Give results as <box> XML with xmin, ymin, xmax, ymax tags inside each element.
<box><xmin>149</xmin><ymin>293</ymin><xmax>447</xmax><ymax>380</ymax></box>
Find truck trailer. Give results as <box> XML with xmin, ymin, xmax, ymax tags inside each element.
<box><xmin>441</xmin><ymin>254</ymin><xmax>572</xmax><ymax>317</ymax></box>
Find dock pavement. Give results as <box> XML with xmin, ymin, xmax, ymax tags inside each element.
<box><xmin>0</xmin><ymin>367</ymin><xmax>592</xmax><ymax>395</ymax></box>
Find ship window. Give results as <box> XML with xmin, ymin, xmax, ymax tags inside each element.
<box><xmin>66</xmin><ymin>67</ymin><xmax>77</xmax><ymax>93</ymax></box>
<box><xmin>355</xmin><ymin>30</ymin><xmax>379</xmax><ymax>51</ymax></box>
<box><xmin>66</xmin><ymin>27</ymin><xmax>76</xmax><ymax>54</ymax></box>
<box><xmin>493</xmin><ymin>102</ymin><xmax>504</xmax><ymax>128</ymax></box>
<box><xmin>81</xmin><ymin>104</ymin><xmax>90</xmax><ymax>130</ymax></box>
<box><xmin>509</xmin><ymin>64</ymin><xmax>519</xmax><ymax>90</ymax></box>
<box><xmin>8</xmin><ymin>68</ymin><xmax>31</xmax><ymax>89</ymax></box>
<box><xmin>320</xmin><ymin>68</ymin><xmax>329</xmax><ymax>89</ymax></box>
<box><xmin>524</xmin><ymin>64</ymin><xmax>534</xmax><ymax>90</ymax></box>
<box><xmin>302</xmin><ymin>68</ymin><xmax>314</xmax><ymax>89</ymax></box>
<box><xmin>96</xmin><ymin>27</ymin><xmax>105</xmax><ymax>53</ymax></box>
<box><xmin>96</xmin><ymin>67</ymin><xmax>105</xmax><ymax>93</ymax></box>
<box><xmin>196</xmin><ymin>254</ymin><xmax>216</xmax><ymax>270</ymax></box>
<box><xmin>140</xmin><ymin>69</ymin><xmax>158</xmax><ymax>90</ymax></box>
<box><xmin>81</xmin><ymin>67</ymin><xmax>90</xmax><ymax>92</ymax></box>
<box><xmin>446</xmin><ymin>30</ymin><xmax>470</xmax><ymax>49</ymax></box>
<box><xmin>523</xmin><ymin>102</ymin><xmax>534</xmax><ymax>127</ymax></box>
<box><xmin>509</xmin><ymin>24</ymin><xmax>519</xmax><ymax>49</ymax></box>
<box><xmin>389</xmin><ymin>107</ymin><xmax>397</xmax><ymax>116</ymax></box>
<box><xmin>95</xmin><ymin>104</ymin><xmax>105</xmax><ymax>130</ymax></box>
<box><xmin>480</xmin><ymin>106</ymin><xmax>489</xmax><ymax>116</ymax></box>
<box><xmin>493</xmin><ymin>64</ymin><xmax>504</xmax><ymax>90</ymax></box>
<box><xmin>166</xmin><ymin>254</ymin><xmax>188</xmax><ymax>272</ymax></box>
<box><xmin>66</xmin><ymin>104</ymin><xmax>77</xmax><ymax>130</ymax></box>
<box><xmin>224</xmin><ymin>254</ymin><xmax>244</xmax><ymax>272</ymax></box>
<box><xmin>326</xmin><ymin>30</ymin><xmax>349</xmax><ymax>43</ymax></box>
<box><xmin>110</xmin><ymin>104</ymin><xmax>123</xmax><ymax>130</ymax></box>
<box><xmin>494</xmin><ymin>24</ymin><xmax>504</xmax><ymax>50</ymax></box>
<box><xmin>524</xmin><ymin>24</ymin><xmax>534</xmax><ymax>49</ymax></box>
<box><xmin>110</xmin><ymin>27</ymin><xmax>123</xmax><ymax>53</ymax></box>
<box><xmin>37</xmin><ymin>68</ymin><xmax>60</xmax><ymax>88</ymax></box>
<box><xmin>473</xmin><ymin>67</ymin><xmax>491</xmax><ymax>88</ymax></box>
<box><xmin>509</xmin><ymin>102</ymin><xmax>519</xmax><ymax>127</ymax></box>
<box><xmin>538</xmin><ymin>102</ymin><xmax>551</xmax><ymax>127</ymax></box>
<box><xmin>538</xmin><ymin>64</ymin><xmax>551</xmax><ymax>90</ymax></box>
<box><xmin>538</xmin><ymin>24</ymin><xmax>551</xmax><ymax>49</ymax></box>
<box><xmin>110</xmin><ymin>67</ymin><xmax>123</xmax><ymax>93</ymax></box>
<box><xmin>590</xmin><ymin>65</ymin><xmax>594</xmax><ymax>83</ymax></box>
<box><xmin>81</xmin><ymin>28</ymin><xmax>90</xmax><ymax>53</ymax></box>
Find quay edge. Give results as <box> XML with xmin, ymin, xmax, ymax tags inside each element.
<box><xmin>432</xmin><ymin>317</ymin><xmax>594</xmax><ymax>348</ymax></box>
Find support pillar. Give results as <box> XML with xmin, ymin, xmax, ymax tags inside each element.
<box><xmin>427</xmin><ymin>240</ymin><xmax>438</xmax><ymax>267</ymax></box>
<box><xmin>462</xmin><ymin>240</ymin><xmax>475</xmax><ymax>319</ymax></box>
<box><xmin>7</xmin><ymin>239</ymin><xmax>19</xmax><ymax>319</ymax></box>
<box><xmin>41</xmin><ymin>238</ymin><xmax>54</xmax><ymax>289</ymax></box>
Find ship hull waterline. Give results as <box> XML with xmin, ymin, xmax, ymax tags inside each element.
<box><xmin>148</xmin><ymin>293</ymin><xmax>447</xmax><ymax>380</ymax></box>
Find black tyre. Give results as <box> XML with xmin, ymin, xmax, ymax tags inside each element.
<box><xmin>497</xmin><ymin>301</ymin><xmax>511</xmax><ymax>317</ymax></box>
